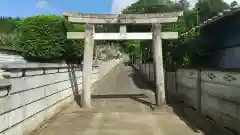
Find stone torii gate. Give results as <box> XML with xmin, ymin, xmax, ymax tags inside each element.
<box><xmin>63</xmin><ymin>11</ymin><xmax>183</xmax><ymax>108</ymax></box>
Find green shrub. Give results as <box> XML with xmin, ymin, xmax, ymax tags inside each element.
<box><xmin>127</xmin><ymin>40</ymin><xmax>141</xmax><ymax>56</ymax></box>
<box><xmin>15</xmin><ymin>15</ymin><xmax>67</xmax><ymax>62</ymax></box>
<box><xmin>63</xmin><ymin>39</ymin><xmax>84</xmax><ymax>62</ymax></box>
<box><xmin>63</xmin><ymin>22</ymin><xmax>85</xmax><ymax>62</ymax></box>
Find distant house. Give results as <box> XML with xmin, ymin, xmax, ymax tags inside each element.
<box><xmin>198</xmin><ymin>6</ymin><xmax>240</xmax><ymax>68</ymax></box>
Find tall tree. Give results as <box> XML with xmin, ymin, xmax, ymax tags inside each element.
<box><xmin>0</xmin><ymin>17</ymin><xmax>21</xmax><ymax>34</ymax></box>
<box><xmin>195</xmin><ymin>0</ymin><xmax>229</xmax><ymax>22</ymax></box>
<box><xmin>178</xmin><ymin>0</ymin><xmax>190</xmax><ymax>9</ymax></box>
<box><xmin>0</xmin><ymin>17</ymin><xmax>21</xmax><ymax>46</ymax></box>
<box><xmin>230</xmin><ymin>1</ymin><xmax>238</xmax><ymax>8</ymax></box>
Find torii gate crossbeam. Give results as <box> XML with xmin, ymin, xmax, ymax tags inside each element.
<box><xmin>63</xmin><ymin>11</ymin><xmax>183</xmax><ymax>108</ymax></box>
<box><xmin>67</xmin><ymin>32</ymin><xmax>178</xmax><ymax>40</ymax></box>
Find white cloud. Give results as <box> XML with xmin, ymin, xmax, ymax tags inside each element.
<box><xmin>36</xmin><ymin>0</ymin><xmax>49</xmax><ymax>9</ymax></box>
<box><xmin>111</xmin><ymin>0</ymin><xmax>240</xmax><ymax>14</ymax></box>
<box><xmin>111</xmin><ymin>0</ymin><xmax>137</xmax><ymax>13</ymax></box>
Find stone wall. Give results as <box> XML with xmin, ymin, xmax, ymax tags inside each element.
<box><xmin>176</xmin><ymin>69</ymin><xmax>240</xmax><ymax>134</ymax></box>
<box><xmin>0</xmin><ymin>59</ymin><xmax>121</xmax><ymax>135</ymax></box>
<box><xmin>0</xmin><ymin>52</ymin><xmax>26</xmax><ymax>63</ymax></box>
<box><xmin>133</xmin><ymin>62</ymin><xmax>155</xmax><ymax>82</ymax></box>
<box><xmin>133</xmin><ymin>62</ymin><xmax>240</xmax><ymax>134</ymax></box>
<box><xmin>132</xmin><ymin>62</ymin><xmax>176</xmax><ymax>94</ymax></box>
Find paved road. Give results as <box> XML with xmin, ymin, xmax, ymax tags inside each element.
<box><xmin>30</xmin><ymin>64</ymin><xmax>203</xmax><ymax>135</ymax></box>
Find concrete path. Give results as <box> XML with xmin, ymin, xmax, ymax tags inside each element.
<box><xmin>30</xmin><ymin>64</ymin><xmax>203</xmax><ymax>135</ymax></box>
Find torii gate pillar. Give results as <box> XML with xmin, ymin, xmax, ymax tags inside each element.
<box><xmin>82</xmin><ymin>24</ymin><xmax>95</xmax><ymax>108</ymax></box>
<box><xmin>153</xmin><ymin>23</ymin><xmax>165</xmax><ymax>105</ymax></box>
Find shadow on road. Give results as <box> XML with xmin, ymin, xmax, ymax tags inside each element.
<box><xmin>123</xmin><ymin>61</ymin><xmax>131</xmax><ymax>66</ymax></box>
<box><xmin>92</xmin><ymin>93</ymin><xmax>147</xmax><ymax>99</ymax></box>
<box><xmin>129</xmin><ymin>96</ymin><xmax>156</xmax><ymax>111</ymax></box>
<box><xmin>67</xmin><ymin>63</ymin><xmax>82</xmax><ymax>107</ymax></box>
<box><xmin>167</xmin><ymin>101</ymin><xmax>202</xmax><ymax>133</ymax></box>
<box><xmin>128</xmin><ymin>70</ymin><xmax>154</xmax><ymax>92</ymax></box>
<box><xmin>167</xmin><ymin>100</ymin><xmax>238</xmax><ymax>135</ymax></box>
<box><xmin>91</xmin><ymin>93</ymin><xmax>155</xmax><ymax>110</ymax></box>
<box><xmin>65</xmin><ymin>61</ymin><xmax>237</xmax><ymax>135</ymax></box>
<box><xmin>129</xmin><ymin>65</ymin><xmax>208</xmax><ymax>134</ymax></box>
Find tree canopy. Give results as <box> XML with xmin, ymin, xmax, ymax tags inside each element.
<box><xmin>0</xmin><ymin>15</ymin><xmax>85</xmax><ymax>63</ymax></box>
<box><xmin>230</xmin><ymin>1</ymin><xmax>238</xmax><ymax>8</ymax></box>
<box><xmin>0</xmin><ymin>0</ymin><xmax>237</xmax><ymax>65</ymax></box>
<box><xmin>122</xmin><ymin>0</ymin><xmax>233</xmax><ymax>69</ymax></box>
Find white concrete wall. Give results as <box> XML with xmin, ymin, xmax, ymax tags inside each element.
<box><xmin>176</xmin><ymin>69</ymin><xmax>240</xmax><ymax>134</ymax></box>
<box><xmin>133</xmin><ymin>61</ymin><xmax>240</xmax><ymax>133</ymax></box>
<box><xmin>133</xmin><ymin>62</ymin><xmax>176</xmax><ymax>95</ymax></box>
<box><xmin>0</xmin><ymin>52</ymin><xmax>26</xmax><ymax>63</ymax></box>
<box><xmin>176</xmin><ymin>69</ymin><xmax>198</xmax><ymax>108</ymax></box>
<box><xmin>133</xmin><ymin>62</ymin><xmax>176</xmax><ymax>94</ymax></box>
<box><xmin>201</xmin><ymin>70</ymin><xmax>240</xmax><ymax>132</ymax></box>
<box><xmin>0</xmin><ymin>59</ymin><xmax>121</xmax><ymax>135</ymax></box>
<box><xmin>133</xmin><ymin>62</ymin><xmax>155</xmax><ymax>82</ymax></box>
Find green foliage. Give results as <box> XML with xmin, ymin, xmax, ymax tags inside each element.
<box><xmin>123</xmin><ymin>0</ymin><xmax>231</xmax><ymax>69</ymax></box>
<box><xmin>126</xmin><ymin>40</ymin><xmax>141</xmax><ymax>56</ymax></box>
<box><xmin>63</xmin><ymin>40</ymin><xmax>84</xmax><ymax>62</ymax></box>
<box><xmin>0</xmin><ymin>17</ymin><xmax>21</xmax><ymax>46</ymax></box>
<box><xmin>63</xmin><ymin>19</ymin><xmax>85</xmax><ymax>62</ymax></box>
<box><xmin>195</xmin><ymin>0</ymin><xmax>229</xmax><ymax>22</ymax></box>
<box><xmin>122</xmin><ymin>0</ymin><xmax>189</xmax><ymax>67</ymax></box>
<box><xmin>12</xmin><ymin>15</ymin><xmax>84</xmax><ymax>62</ymax></box>
<box><xmin>178</xmin><ymin>0</ymin><xmax>190</xmax><ymax>9</ymax></box>
<box><xmin>230</xmin><ymin>1</ymin><xmax>238</xmax><ymax>8</ymax></box>
<box><xmin>0</xmin><ymin>15</ymin><xmax>85</xmax><ymax>63</ymax></box>
<box><xmin>0</xmin><ymin>0</ymin><xmax>233</xmax><ymax>66</ymax></box>
<box><xmin>65</xmin><ymin>23</ymin><xmax>85</xmax><ymax>32</ymax></box>
<box><xmin>0</xmin><ymin>17</ymin><xmax>21</xmax><ymax>34</ymax></box>
<box><xmin>15</xmin><ymin>15</ymin><xmax>66</xmax><ymax>61</ymax></box>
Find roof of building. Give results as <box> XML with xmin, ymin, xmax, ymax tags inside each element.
<box><xmin>181</xmin><ymin>5</ymin><xmax>240</xmax><ymax>36</ymax></box>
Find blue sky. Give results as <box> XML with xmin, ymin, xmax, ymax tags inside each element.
<box><xmin>0</xmin><ymin>0</ymin><xmax>113</xmax><ymax>18</ymax></box>
<box><xmin>1</xmin><ymin>0</ymin><xmax>239</xmax><ymax>18</ymax></box>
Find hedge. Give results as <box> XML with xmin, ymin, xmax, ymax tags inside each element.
<box><xmin>14</xmin><ymin>15</ymin><xmax>84</xmax><ymax>62</ymax></box>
